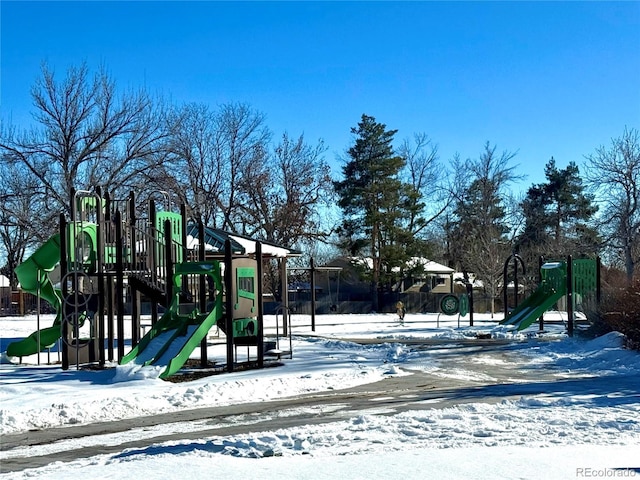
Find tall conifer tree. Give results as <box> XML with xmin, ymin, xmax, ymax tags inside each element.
<box><xmin>334</xmin><ymin>114</ymin><xmax>411</xmax><ymax>311</ymax></box>
<box><xmin>519</xmin><ymin>158</ymin><xmax>599</xmax><ymax>260</ymax></box>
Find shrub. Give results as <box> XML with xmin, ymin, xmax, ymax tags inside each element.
<box><xmin>596</xmin><ymin>277</ymin><xmax>640</xmax><ymax>350</ymax></box>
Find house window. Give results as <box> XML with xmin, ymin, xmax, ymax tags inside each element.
<box><xmin>431</xmin><ymin>276</ymin><xmax>446</xmax><ymax>289</ymax></box>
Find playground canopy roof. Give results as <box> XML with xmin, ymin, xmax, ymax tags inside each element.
<box><xmin>185</xmin><ymin>224</ymin><xmax>302</xmax><ymax>259</ymax></box>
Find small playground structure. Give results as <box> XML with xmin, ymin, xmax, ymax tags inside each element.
<box><xmin>500</xmin><ymin>255</ymin><xmax>601</xmax><ymax>335</ymax></box>
<box><xmin>5</xmin><ymin>189</ymin><xmax>300</xmax><ymax>378</ymax></box>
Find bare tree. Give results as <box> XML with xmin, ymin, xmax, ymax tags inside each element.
<box><xmin>0</xmin><ymin>160</ymin><xmax>45</xmax><ymax>286</ymax></box>
<box><xmin>586</xmin><ymin>127</ymin><xmax>640</xmax><ymax>285</ymax></box>
<box><xmin>161</xmin><ymin>102</ymin><xmax>271</xmax><ymax>230</ymax></box>
<box><xmin>447</xmin><ymin>143</ymin><xmax>522</xmax><ymax>315</ymax></box>
<box><xmin>398</xmin><ymin>133</ymin><xmax>450</xmax><ymax>235</ymax></box>
<box><xmin>237</xmin><ymin>133</ymin><xmax>333</xmax><ymax>298</ymax></box>
<box><xmin>216</xmin><ymin>103</ymin><xmax>271</xmax><ymax>232</ymax></box>
<box><xmin>162</xmin><ymin>103</ymin><xmax>224</xmax><ymax>225</ymax></box>
<box><xmin>238</xmin><ymin>132</ymin><xmax>332</xmax><ymax>244</ymax></box>
<box><xmin>0</xmin><ymin>62</ymin><xmax>171</xmax><ymax>231</ymax></box>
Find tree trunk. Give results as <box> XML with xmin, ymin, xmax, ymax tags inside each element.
<box><xmin>371</xmin><ymin>222</ymin><xmax>380</xmax><ymax>312</ymax></box>
<box><xmin>625</xmin><ymin>245</ymin><xmax>635</xmax><ymax>287</ymax></box>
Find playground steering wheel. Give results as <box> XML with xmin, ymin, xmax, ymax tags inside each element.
<box><xmin>440</xmin><ymin>294</ymin><xmax>460</xmax><ymax>315</ymax></box>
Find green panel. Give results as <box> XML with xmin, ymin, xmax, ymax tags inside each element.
<box><xmin>540</xmin><ymin>261</ymin><xmax>566</xmax><ymax>293</ymax></box>
<box><xmin>459</xmin><ymin>294</ymin><xmax>469</xmax><ymax>317</ymax></box>
<box><xmin>76</xmin><ymin>196</ymin><xmax>98</xmax><ymax>215</ymax></box>
<box><xmin>66</xmin><ymin>222</ymin><xmax>98</xmax><ymax>272</ymax></box>
<box><xmin>233</xmin><ymin>318</ymin><xmax>258</xmax><ymax>337</ymax></box>
<box><xmin>572</xmin><ymin>258</ymin><xmax>597</xmax><ymax>296</ymax></box>
<box><xmin>156</xmin><ymin>212</ymin><xmax>183</xmax><ymax>263</ymax></box>
<box><xmin>233</xmin><ymin>265</ymin><xmax>256</xmax><ymax>315</ymax></box>
<box><xmin>236</xmin><ymin>267</ymin><xmax>256</xmax><ymax>306</ymax></box>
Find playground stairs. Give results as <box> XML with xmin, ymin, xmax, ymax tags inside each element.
<box><xmin>127</xmin><ymin>274</ymin><xmax>169</xmax><ymax>307</ymax></box>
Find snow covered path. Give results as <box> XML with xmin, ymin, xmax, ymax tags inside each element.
<box><xmin>2</xmin><ymin>313</ymin><xmax>640</xmax><ymax>479</ymax></box>
<box><xmin>3</xmin><ymin>334</ymin><xmax>640</xmax><ymax>475</ymax></box>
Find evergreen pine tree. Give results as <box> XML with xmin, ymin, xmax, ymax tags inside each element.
<box><xmin>334</xmin><ymin>114</ymin><xmax>412</xmax><ymax>311</ymax></box>
<box><xmin>519</xmin><ymin>158</ymin><xmax>599</xmax><ymax>260</ymax></box>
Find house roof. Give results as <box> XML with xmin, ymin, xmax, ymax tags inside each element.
<box><xmin>453</xmin><ymin>272</ymin><xmax>484</xmax><ymax>288</ymax></box>
<box><xmin>411</xmin><ymin>258</ymin><xmax>455</xmax><ymax>274</ymax></box>
<box><xmin>349</xmin><ymin>256</ymin><xmax>454</xmax><ymax>274</ymax></box>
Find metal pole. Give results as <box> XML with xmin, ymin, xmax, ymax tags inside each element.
<box><xmin>503</xmin><ymin>257</ymin><xmax>509</xmax><ymax>320</ymax></box>
<box><xmin>149</xmin><ymin>199</ymin><xmax>158</xmax><ymax>325</ymax></box>
<box><xmin>256</xmin><ymin>241</ymin><xmax>264</xmax><ymax>368</ymax></box>
<box><xmin>310</xmin><ymin>257</ymin><xmax>316</xmax><ymax>332</ymax></box>
<box><xmin>180</xmin><ymin>204</ymin><xmax>188</xmax><ymax>261</ymax></box>
<box><xmin>513</xmin><ymin>256</ymin><xmax>519</xmax><ymax>308</ymax></box>
<box><xmin>36</xmin><ymin>269</ymin><xmax>41</xmax><ymax>366</ymax></box>
<box><xmin>280</xmin><ymin>257</ymin><xmax>288</xmax><ymax>337</ymax></box>
<box><xmin>199</xmin><ymin>221</ymin><xmax>207</xmax><ymax>367</ymax></box>
<box><xmin>95</xmin><ymin>190</ymin><xmax>105</xmax><ymax>368</ymax></box>
<box><xmin>127</xmin><ymin>191</ymin><xmax>139</xmax><ymax>348</ymax></box>
<box><xmin>60</xmin><ymin>214</ymin><xmax>69</xmax><ymax>371</ymax></box>
<box><xmin>107</xmin><ymin>275</ymin><xmax>114</xmax><ymax>361</ymax></box>
<box><xmin>538</xmin><ymin>256</ymin><xmax>545</xmax><ymax>331</ymax></box>
<box><xmin>164</xmin><ymin>219</ymin><xmax>174</xmax><ymax>306</ymax></box>
<box><xmin>224</xmin><ymin>239</ymin><xmax>234</xmax><ymax>373</ymax></box>
<box><xmin>115</xmin><ymin>211</ymin><xmax>125</xmax><ymax>360</ymax></box>
<box><xmin>567</xmin><ymin>255</ymin><xmax>574</xmax><ymax>337</ymax></box>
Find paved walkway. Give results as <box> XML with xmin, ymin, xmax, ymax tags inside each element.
<box><xmin>2</xmin><ymin>339</ymin><xmax>634</xmax><ymax>473</ymax></box>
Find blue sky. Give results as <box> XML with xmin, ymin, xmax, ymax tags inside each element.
<box><xmin>1</xmin><ymin>1</ymin><xmax>639</xmax><ymax>192</ymax></box>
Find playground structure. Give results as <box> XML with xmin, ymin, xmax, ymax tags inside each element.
<box><xmin>5</xmin><ymin>189</ymin><xmax>297</xmax><ymax>378</ymax></box>
<box><xmin>500</xmin><ymin>256</ymin><xmax>600</xmax><ymax>334</ymax></box>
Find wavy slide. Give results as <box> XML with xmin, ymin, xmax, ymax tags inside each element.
<box><xmin>119</xmin><ymin>304</ymin><xmax>222</xmax><ymax>379</ymax></box>
<box><xmin>6</xmin><ymin>224</ymin><xmax>99</xmax><ymax>358</ymax></box>
<box><xmin>6</xmin><ymin>235</ymin><xmax>63</xmax><ymax>357</ymax></box>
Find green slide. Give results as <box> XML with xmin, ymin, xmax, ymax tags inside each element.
<box><xmin>500</xmin><ymin>285</ymin><xmax>565</xmax><ymax>331</ymax></box>
<box><xmin>120</xmin><ymin>305</ymin><xmax>223</xmax><ymax>379</ymax></box>
<box><xmin>500</xmin><ymin>262</ymin><xmax>567</xmax><ymax>331</ymax></box>
<box><xmin>6</xmin><ymin>235</ymin><xmax>63</xmax><ymax>357</ymax></box>
<box><xmin>120</xmin><ymin>261</ymin><xmax>224</xmax><ymax>379</ymax></box>
<box><xmin>5</xmin><ymin>223</ymin><xmax>98</xmax><ymax>358</ymax></box>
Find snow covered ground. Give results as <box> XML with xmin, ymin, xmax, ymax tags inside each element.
<box><xmin>1</xmin><ymin>312</ymin><xmax>639</xmax><ymax>479</ymax></box>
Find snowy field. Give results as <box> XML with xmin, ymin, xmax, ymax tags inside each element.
<box><xmin>1</xmin><ymin>312</ymin><xmax>639</xmax><ymax>479</ymax></box>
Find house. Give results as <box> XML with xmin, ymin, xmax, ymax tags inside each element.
<box><xmin>0</xmin><ymin>275</ymin><xmax>13</xmax><ymax>314</ymax></box>
<box><xmin>318</xmin><ymin>256</ymin><xmax>456</xmax><ymax>302</ymax></box>
<box><xmin>394</xmin><ymin>257</ymin><xmax>455</xmax><ymax>294</ymax></box>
